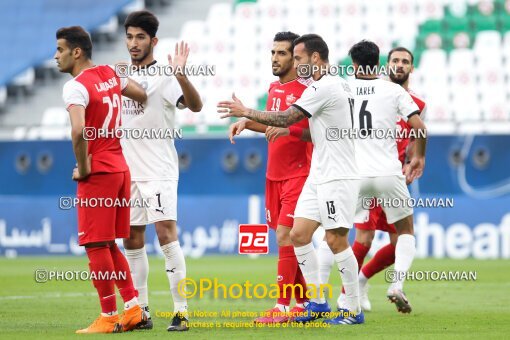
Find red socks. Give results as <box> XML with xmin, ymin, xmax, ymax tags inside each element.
<box><xmin>361</xmin><ymin>243</ymin><xmax>396</xmax><ymax>279</ymax></box>
<box><xmin>86</xmin><ymin>246</ymin><xmax>117</xmax><ymax>314</ymax></box>
<box><xmin>109</xmin><ymin>243</ymin><xmax>137</xmax><ymax>303</ymax></box>
<box><xmin>86</xmin><ymin>243</ymin><xmax>138</xmax><ymax>314</ymax></box>
<box><xmin>352</xmin><ymin>241</ymin><xmax>371</xmax><ymax>270</ymax></box>
<box><xmin>277</xmin><ymin>245</ymin><xmax>299</xmax><ymax>306</ymax></box>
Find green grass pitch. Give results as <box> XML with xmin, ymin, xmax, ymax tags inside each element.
<box><xmin>1</xmin><ymin>256</ymin><xmax>508</xmax><ymax>339</ymax></box>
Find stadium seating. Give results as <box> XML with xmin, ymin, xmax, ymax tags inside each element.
<box><xmin>0</xmin><ymin>0</ymin><xmax>133</xmax><ymax>100</ymax></box>
<box><xmin>2</xmin><ymin>0</ymin><xmax>509</xmax><ymax>137</ymax></box>
<box><xmin>172</xmin><ymin>0</ymin><xmax>509</xmax><ymax>134</ymax></box>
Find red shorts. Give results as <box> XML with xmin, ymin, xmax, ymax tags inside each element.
<box><xmin>265</xmin><ymin>176</ymin><xmax>307</xmax><ymax>230</ymax></box>
<box><xmin>355</xmin><ymin>205</ymin><xmax>397</xmax><ymax>234</ymax></box>
<box><xmin>76</xmin><ymin>171</ymin><xmax>131</xmax><ymax>246</ymax></box>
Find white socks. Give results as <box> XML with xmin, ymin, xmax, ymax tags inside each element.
<box><xmin>392</xmin><ymin>234</ymin><xmax>416</xmax><ymax>291</ymax></box>
<box><xmin>294</xmin><ymin>243</ymin><xmax>325</xmax><ymax>304</ymax></box>
<box><xmin>124</xmin><ymin>296</ymin><xmax>139</xmax><ymax>310</ymax></box>
<box><xmin>317</xmin><ymin>240</ymin><xmax>335</xmax><ymax>297</ymax></box>
<box><xmin>161</xmin><ymin>241</ymin><xmax>188</xmax><ymax>313</ymax></box>
<box><xmin>359</xmin><ymin>271</ymin><xmax>368</xmax><ymax>287</ymax></box>
<box><xmin>101</xmin><ymin>311</ymin><xmax>118</xmax><ymax>317</ymax></box>
<box><xmin>275</xmin><ymin>304</ymin><xmax>288</xmax><ymax>312</ymax></box>
<box><xmin>125</xmin><ymin>246</ymin><xmax>149</xmax><ymax>308</ymax></box>
<box><xmin>334</xmin><ymin>247</ymin><xmax>360</xmax><ymax>314</ymax></box>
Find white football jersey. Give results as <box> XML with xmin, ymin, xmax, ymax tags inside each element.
<box><xmin>292</xmin><ymin>74</ymin><xmax>359</xmax><ymax>184</ymax></box>
<box><xmin>351</xmin><ymin>78</ymin><xmax>420</xmax><ymax>176</ymax></box>
<box><xmin>121</xmin><ymin>61</ymin><xmax>184</xmax><ymax>181</ymax></box>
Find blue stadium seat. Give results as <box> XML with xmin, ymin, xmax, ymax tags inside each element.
<box><xmin>0</xmin><ymin>0</ymin><xmax>132</xmax><ymax>87</ymax></box>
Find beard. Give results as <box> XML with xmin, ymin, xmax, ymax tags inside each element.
<box><xmin>130</xmin><ymin>47</ymin><xmax>151</xmax><ymax>63</ymax></box>
<box><xmin>389</xmin><ymin>72</ymin><xmax>410</xmax><ymax>85</ymax></box>
<box><xmin>272</xmin><ymin>64</ymin><xmax>291</xmax><ymax>77</ymax></box>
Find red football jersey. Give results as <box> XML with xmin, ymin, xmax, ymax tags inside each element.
<box><xmin>266</xmin><ymin>78</ymin><xmax>313</xmax><ymax>181</ymax></box>
<box><xmin>63</xmin><ymin>65</ymin><xmax>129</xmax><ymax>174</ymax></box>
<box><xmin>396</xmin><ymin>90</ymin><xmax>427</xmax><ymax>165</ymax></box>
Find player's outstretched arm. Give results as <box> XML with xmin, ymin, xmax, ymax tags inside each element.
<box><xmin>405</xmin><ymin>114</ymin><xmax>427</xmax><ymax>182</ymax></box>
<box><xmin>244</xmin><ymin>119</ymin><xmax>268</xmax><ymax>133</ymax></box>
<box><xmin>68</xmin><ymin>105</ymin><xmax>91</xmax><ymax>181</ymax></box>
<box><xmin>174</xmin><ymin>75</ymin><xmax>203</xmax><ymax>112</ymax></box>
<box><xmin>123</xmin><ymin>78</ymin><xmax>147</xmax><ymax>103</ymax></box>
<box><xmin>170</xmin><ymin>41</ymin><xmax>203</xmax><ymax>112</ymax></box>
<box><xmin>218</xmin><ymin>93</ymin><xmax>306</xmax><ymax>127</ymax></box>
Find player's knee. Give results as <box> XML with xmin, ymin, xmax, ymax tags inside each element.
<box><xmin>358</xmin><ymin>239</ymin><xmax>372</xmax><ymax>248</ymax></box>
<box><xmin>290</xmin><ymin>228</ymin><xmax>309</xmax><ymax>246</ymax></box>
<box><xmin>155</xmin><ymin>220</ymin><xmax>178</xmax><ymax>245</ymax></box>
<box><xmin>84</xmin><ymin>241</ymin><xmax>110</xmax><ymax>249</ymax></box>
<box><xmin>124</xmin><ymin>227</ymin><xmax>145</xmax><ymax>249</ymax></box>
<box><xmin>389</xmin><ymin>232</ymin><xmax>398</xmax><ymax>246</ymax></box>
<box><xmin>325</xmin><ymin>229</ymin><xmax>350</xmax><ymax>252</ymax></box>
<box><xmin>276</xmin><ymin>226</ymin><xmax>292</xmax><ymax>247</ymax></box>
<box><xmin>394</xmin><ymin>215</ymin><xmax>414</xmax><ymax>235</ymax></box>
<box><xmin>355</xmin><ymin>229</ymin><xmax>375</xmax><ymax>248</ymax></box>
<box><xmin>157</xmin><ymin>232</ymin><xmax>174</xmax><ymax>246</ymax></box>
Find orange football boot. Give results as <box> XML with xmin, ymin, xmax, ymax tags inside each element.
<box><xmin>75</xmin><ymin>314</ymin><xmax>122</xmax><ymax>334</ymax></box>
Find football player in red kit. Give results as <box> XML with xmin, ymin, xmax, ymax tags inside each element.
<box><xmin>228</xmin><ymin>32</ymin><xmax>313</xmax><ymax>323</ymax></box>
<box><xmin>56</xmin><ymin>26</ymin><xmax>148</xmax><ymax>333</ymax></box>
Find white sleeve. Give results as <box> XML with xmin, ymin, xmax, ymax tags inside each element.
<box><xmin>396</xmin><ymin>87</ymin><xmax>420</xmax><ymax>122</ymax></box>
<box><xmin>419</xmin><ymin>104</ymin><xmax>427</xmax><ymax>121</ymax></box>
<box><xmin>107</xmin><ymin>65</ymin><xmax>128</xmax><ymax>90</ymax></box>
<box><xmin>62</xmin><ymin>80</ymin><xmax>89</xmax><ymax>110</ymax></box>
<box><xmin>163</xmin><ymin>77</ymin><xmax>185</xmax><ymax>109</ymax></box>
<box><xmin>292</xmin><ymin>83</ymin><xmax>328</xmax><ymax>118</ymax></box>
<box><xmin>119</xmin><ymin>77</ymin><xmax>128</xmax><ymax>91</ymax></box>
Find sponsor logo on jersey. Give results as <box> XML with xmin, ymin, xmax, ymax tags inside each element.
<box><xmin>286</xmin><ymin>93</ymin><xmax>297</xmax><ymax>106</ymax></box>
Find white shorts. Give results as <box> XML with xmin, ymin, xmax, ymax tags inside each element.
<box><xmin>294</xmin><ymin>178</ymin><xmax>360</xmax><ymax>230</ymax></box>
<box><xmin>130</xmin><ymin>180</ymin><xmax>178</xmax><ymax>225</ymax></box>
<box><xmin>354</xmin><ymin>175</ymin><xmax>413</xmax><ymax>224</ymax></box>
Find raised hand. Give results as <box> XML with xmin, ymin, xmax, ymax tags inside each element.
<box><xmin>217</xmin><ymin>93</ymin><xmax>248</xmax><ymax>118</ymax></box>
<box><xmin>168</xmin><ymin>41</ymin><xmax>190</xmax><ymax>76</ymax></box>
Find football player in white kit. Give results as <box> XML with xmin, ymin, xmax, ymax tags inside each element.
<box><xmin>219</xmin><ymin>34</ymin><xmax>364</xmax><ymax>325</ymax></box>
<box><xmin>349</xmin><ymin>40</ymin><xmax>427</xmax><ymax>313</ymax></box>
<box><xmin>120</xmin><ymin>11</ymin><xmax>202</xmax><ymax>331</ymax></box>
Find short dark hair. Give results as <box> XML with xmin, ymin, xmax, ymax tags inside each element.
<box><xmin>349</xmin><ymin>40</ymin><xmax>379</xmax><ymax>68</ymax></box>
<box><xmin>293</xmin><ymin>34</ymin><xmax>329</xmax><ymax>62</ymax></box>
<box><xmin>273</xmin><ymin>31</ymin><xmax>300</xmax><ymax>52</ymax></box>
<box><xmin>124</xmin><ymin>10</ymin><xmax>159</xmax><ymax>38</ymax></box>
<box><xmin>56</xmin><ymin>26</ymin><xmax>92</xmax><ymax>59</ymax></box>
<box><xmin>388</xmin><ymin>47</ymin><xmax>414</xmax><ymax>65</ymax></box>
